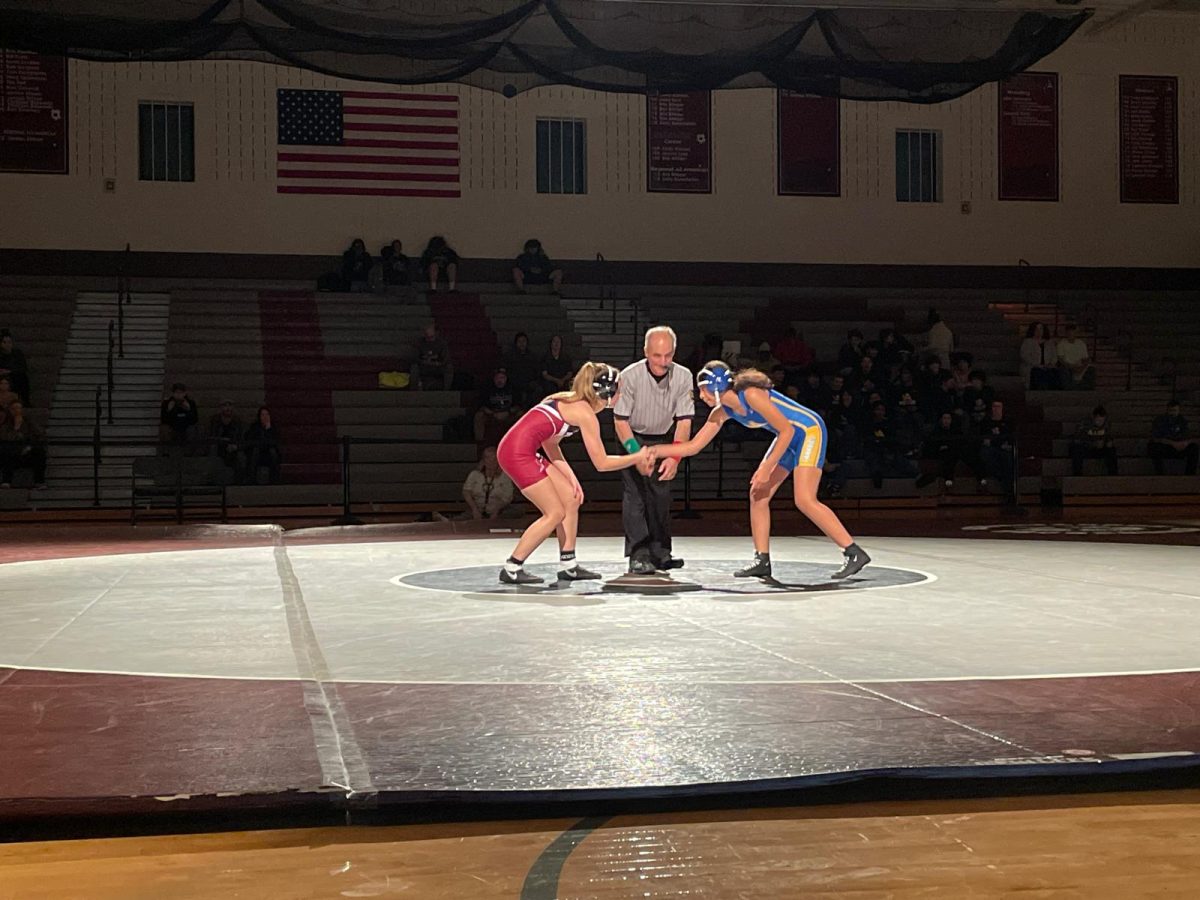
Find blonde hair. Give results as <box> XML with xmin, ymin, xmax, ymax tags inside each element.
<box><xmin>547</xmin><ymin>361</ymin><xmax>611</xmax><ymax>412</ymax></box>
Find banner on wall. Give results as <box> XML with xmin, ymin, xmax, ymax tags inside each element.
<box><xmin>646</xmin><ymin>91</ymin><xmax>711</xmax><ymax>193</ymax></box>
<box><xmin>1119</xmin><ymin>75</ymin><xmax>1178</xmax><ymax>204</ymax></box>
<box><xmin>777</xmin><ymin>92</ymin><xmax>839</xmax><ymax>197</ymax></box>
<box><xmin>998</xmin><ymin>72</ymin><xmax>1058</xmax><ymax>201</ymax></box>
<box><xmin>0</xmin><ymin>50</ymin><xmax>68</xmax><ymax>174</ymax></box>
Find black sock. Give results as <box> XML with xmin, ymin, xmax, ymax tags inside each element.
<box><xmin>843</xmin><ymin>543</ymin><xmax>860</xmax><ymax>556</ymax></box>
<box><xmin>755</xmin><ymin>551</ymin><xmax>770</xmax><ymax>562</ymax></box>
<box><xmin>560</xmin><ymin>550</ymin><xmax>576</xmax><ymax>564</ymax></box>
<box><xmin>505</xmin><ymin>555</ymin><xmax>525</xmax><ymax>574</ymax></box>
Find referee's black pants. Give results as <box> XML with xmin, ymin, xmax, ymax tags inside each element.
<box><xmin>621</xmin><ymin>431</ymin><xmax>675</xmax><ymax>565</ymax></box>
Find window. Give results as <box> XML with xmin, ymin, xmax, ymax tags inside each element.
<box><xmin>895</xmin><ymin>129</ymin><xmax>941</xmax><ymax>203</ymax></box>
<box><xmin>536</xmin><ymin>118</ymin><xmax>586</xmax><ymax>194</ymax></box>
<box><xmin>138</xmin><ymin>102</ymin><xmax>195</xmax><ymax>182</ymax></box>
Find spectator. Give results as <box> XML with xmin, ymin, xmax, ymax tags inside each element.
<box><xmin>1020</xmin><ymin>322</ymin><xmax>1059</xmax><ymax>390</ymax></box>
<box><xmin>754</xmin><ymin>342</ymin><xmax>780</xmax><ymax>373</ymax></box>
<box><xmin>0</xmin><ymin>400</ymin><xmax>47</xmax><ymax>489</ymax></box>
<box><xmin>861</xmin><ymin>401</ymin><xmax>916</xmax><ymax>489</ymax></box>
<box><xmin>924</xmin><ymin>309</ymin><xmax>954</xmax><ymax>369</ymax></box>
<box><xmin>420</xmin><ymin>235</ymin><xmax>459</xmax><ymax>292</ymax></box>
<box><xmin>244</xmin><ymin>406</ymin><xmax>282</xmax><ymax>484</ymax></box>
<box><xmin>160</xmin><ymin>382</ymin><xmax>200</xmax><ymax>452</ymax></box>
<box><xmin>474</xmin><ymin>368</ymin><xmax>517</xmax><ymax>443</ymax></box>
<box><xmin>0</xmin><ymin>330</ymin><xmax>31</xmax><ymax>406</ymax></box>
<box><xmin>0</xmin><ymin>375</ymin><xmax>17</xmax><ymax>418</ymax></box>
<box><xmin>208</xmin><ymin>399</ymin><xmax>245</xmax><ymax>483</ymax></box>
<box><xmin>849</xmin><ymin>355</ymin><xmax>877</xmax><ymax>399</ymax></box>
<box><xmin>876</xmin><ymin>327</ymin><xmax>914</xmax><ymax>372</ymax></box>
<box><xmin>837</xmin><ymin>329</ymin><xmax>866</xmax><ymax>374</ymax></box>
<box><xmin>962</xmin><ymin>370</ymin><xmax>995</xmax><ymax>412</ymax></box>
<box><xmin>892</xmin><ymin>391</ymin><xmax>925</xmax><ymax>458</ymax></box>
<box><xmin>1070</xmin><ymin>405</ymin><xmax>1118</xmax><ymax>476</ymax></box>
<box><xmin>1148</xmin><ymin>399</ymin><xmax>1199</xmax><ymax>476</ymax></box>
<box><xmin>540</xmin><ymin>334</ymin><xmax>573</xmax><ymax>394</ymax></box>
<box><xmin>774</xmin><ymin>327</ymin><xmax>815</xmax><ymax>374</ymax></box>
<box><xmin>460</xmin><ymin>446</ymin><xmax>516</xmax><ymax>520</ymax></box>
<box><xmin>1056</xmin><ymin>325</ymin><xmax>1095</xmax><ymax>390</ymax></box>
<box><xmin>512</xmin><ymin>239</ymin><xmax>563</xmax><ymax>294</ymax></box>
<box><xmin>799</xmin><ymin>369</ymin><xmax>829</xmax><ymax>411</ymax></box>
<box><xmin>949</xmin><ymin>352</ymin><xmax>974</xmax><ymax>393</ymax></box>
<box><xmin>917</xmin><ymin>411</ymin><xmax>987</xmax><ymax>491</ymax></box>
<box><xmin>979</xmin><ymin>399</ymin><xmax>1017</xmax><ymax>500</ymax></box>
<box><xmin>410</xmin><ymin>323</ymin><xmax>454</xmax><ymax>391</ymax></box>
<box><xmin>504</xmin><ymin>332</ymin><xmax>542</xmax><ymax>407</ymax></box>
<box><xmin>380</xmin><ymin>239</ymin><xmax>410</xmax><ymax>287</ymax></box>
<box><xmin>341</xmin><ymin>238</ymin><xmax>373</xmax><ymax>292</ymax></box>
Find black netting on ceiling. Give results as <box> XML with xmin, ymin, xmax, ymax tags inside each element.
<box><xmin>0</xmin><ymin>0</ymin><xmax>1090</xmax><ymax>102</ymax></box>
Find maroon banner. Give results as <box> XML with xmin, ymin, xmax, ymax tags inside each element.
<box><xmin>646</xmin><ymin>91</ymin><xmax>711</xmax><ymax>193</ymax></box>
<box><xmin>1119</xmin><ymin>75</ymin><xmax>1178</xmax><ymax>204</ymax></box>
<box><xmin>0</xmin><ymin>50</ymin><xmax>68</xmax><ymax>174</ymax></box>
<box><xmin>998</xmin><ymin>72</ymin><xmax>1058</xmax><ymax>201</ymax></box>
<box><xmin>777</xmin><ymin>92</ymin><xmax>839</xmax><ymax>197</ymax></box>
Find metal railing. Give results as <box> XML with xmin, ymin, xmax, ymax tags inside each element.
<box><xmin>116</xmin><ymin>242</ymin><xmax>131</xmax><ymax>359</ymax></box>
<box><xmin>106</xmin><ymin>321</ymin><xmax>115</xmax><ymax>425</ymax></box>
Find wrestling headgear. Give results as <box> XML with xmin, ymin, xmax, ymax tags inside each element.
<box><xmin>697</xmin><ymin>363</ymin><xmax>733</xmax><ymax>396</ymax></box>
<box><xmin>592</xmin><ymin>364</ymin><xmax>620</xmax><ymax>400</ymax></box>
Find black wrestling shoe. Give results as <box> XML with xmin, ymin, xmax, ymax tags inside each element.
<box><xmin>831</xmin><ymin>545</ymin><xmax>871</xmax><ymax>580</ymax></box>
<box><xmin>558</xmin><ymin>564</ymin><xmax>601</xmax><ymax>581</ymax></box>
<box><xmin>654</xmin><ymin>557</ymin><xmax>685</xmax><ymax>571</ymax></box>
<box><xmin>499</xmin><ymin>568</ymin><xmax>544</xmax><ymax>585</ymax></box>
<box><xmin>734</xmin><ymin>556</ymin><xmax>772</xmax><ymax>578</ymax></box>
<box><xmin>628</xmin><ymin>558</ymin><xmax>658</xmax><ymax>576</ymax></box>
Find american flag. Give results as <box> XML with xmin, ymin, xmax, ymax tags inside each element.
<box><xmin>276</xmin><ymin>88</ymin><xmax>460</xmax><ymax>197</ymax></box>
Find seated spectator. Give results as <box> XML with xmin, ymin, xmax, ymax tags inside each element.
<box><xmin>380</xmin><ymin>239</ymin><xmax>410</xmax><ymax>286</ymax></box>
<box><xmin>505</xmin><ymin>332</ymin><xmax>542</xmax><ymax>407</ymax></box>
<box><xmin>0</xmin><ymin>330</ymin><xmax>31</xmax><ymax>406</ymax></box>
<box><xmin>923</xmin><ymin>309</ymin><xmax>954</xmax><ymax>369</ymax></box>
<box><xmin>848</xmin><ymin>354</ymin><xmax>877</xmax><ymax>399</ymax></box>
<box><xmin>892</xmin><ymin>391</ymin><xmax>925</xmax><ymax>458</ymax></box>
<box><xmin>410</xmin><ymin>323</ymin><xmax>454</xmax><ymax>391</ymax></box>
<box><xmin>244</xmin><ymin>406</ymin><xmax>282</xmax><ymax>484</ymax></box>
<box><xmin>208</xmin><ymin>399</ymin><xmax>245</xmax><ymax>483</ymax></box>
<box><xmin>837</xmin><ymin>329</ymin><xmax>866</xmax><ymax>374</ymax></box>
<box><xmin>774</xmin><ymin>327</ymin><xmax>815</xmax><ymax>374</ymax></box>
<box><xmin>1056</xmin><ymin>325</ymin><xmax>1095</xmax><ymax>390</ymax></box>
<box><xmin>0</xmin><ymin>376</ymin><xmax>18</xmax><ymax>419</ymax></box>
<box><xmin>474</xmin><ymin>368</ymin><xmax>517</xmax><ymax>443</ymax></box>
<box><xmin>949</xmin><ymin>352</ymin><xmax>974</xmax><ymax>392</ymax></box>
<box><xmin>917</xmin><ymin>411</ymin><xmax>987</xmax><ymax>491</ymax></box>
<box><xmin>1148</xmin><ymin>399</ymin><xmax>1199</xmax><ymax>476</ymax></box>
<box><xmin>876</xmin><ymin>327</ymin><xmax>914</xmax><ymax>372</ymax></box>
<box><xmin>754</xmin><ymin>342</ymin><xmax>780</xmax><ymax>374</ymax></box>
<box><xmin>1020</xmin><ymin>322</ymin><xmax>1059</xmax><ymax>390</ymax></box>
<box><xmin>978</xmin><ymin>399</ymin><xmax>1017</xmax><ymax>500</ymax></box>
<box><xmin>799</xmin><ymin>369</ymin><xmax>830</xmax><ymax>411</ymax></box>
<box><xmin>460</xmin><ymin>446</ymin><xmax>516</xmax><ymax>520</ymax></box>
<box><xmin>862</xmin><ymin>401</ymin><xmax>917</xmax><ymax>488</ymax></box>
<box><xmin>420</xmin><ymin>235</ymin><xmax>459</xmax><ymax>292</ymax></box>
<box><xmin>1070</xmin><ymin>405</ymin><xmax>1117</xmax><ymax>476</ymax></box>
<box><xmin>962</xmin><ymin>370</ymin><xmax>995</xmax><ymax>411</ymax></box>
<box><xmin>159</xmin><ymin>382</ymin><xmax>200</xmax><ymax>453</ymax></box>
<box><xmin>0</xmin><ymin>400</ymin><xmax>47</xmax><ymax>489</ymax></box>
<box><xmin>512</xmin><ymin>239</ymin><xmax>563</xmax><ymax>294</ymax></box>
<box><xmin>341</xmin><ymin>238</ymin><xmax>373</xmax><ymax>292</ymax></box>
<box><xmin>540</xmin><ymin>334</ymin><xmax>573</xmax><ymax>394</ymax></box>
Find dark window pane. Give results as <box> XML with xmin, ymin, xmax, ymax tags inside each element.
<box><xmin>895</xmin><ymin>131</ymin><xmax>909</xmax><ymax>202</ymax></box>
<box><xmin>573</xmin><ymin>120</ymin><xmax>586</xmax><ymax>194</ymax></box>
<box><xmin>138</xmin><ymin>104</ymin><xmax>153</xmax><ymax>181</ymax></box>
<box><xmin>165</xmin><ymin>105</ymin><xmax>180</xmax><ymax>181</ymax></box>
<box><xmin>536</xmin><ymin>119</ymin><xmax>549</xmax><ymax>193</ymax></box>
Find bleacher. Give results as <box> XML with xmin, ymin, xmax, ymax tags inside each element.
<box><xmin>2</xmin><ymin>273</ymin><xmax>1198</xmax><ymax>518</ymax></box>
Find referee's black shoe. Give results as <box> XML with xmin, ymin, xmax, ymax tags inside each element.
<box><xmin>654</xmin><ymin>557</ymin><xmax>684</xmax><ymax>572</ymax></box>
<box><xmin>627</xmin><ymin>558</ymin><xmax>658</xmax><ymax>576</ymax></box>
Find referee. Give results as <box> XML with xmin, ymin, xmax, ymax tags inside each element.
<box><xmin>614</xmin><ymin>326</ymin><xmax>695</xmax><ymax>575</ymax></box>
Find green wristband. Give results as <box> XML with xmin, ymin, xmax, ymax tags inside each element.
<box><xmin>622</xmin><ymin>438</ymin><xmax>641</xmax><ymax>454</ymax></box>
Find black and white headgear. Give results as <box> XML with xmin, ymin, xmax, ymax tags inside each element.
<box><xmin>592</xmin><ymin>364</ymin><xmax>620</xmax><ymax>400</ymax></box>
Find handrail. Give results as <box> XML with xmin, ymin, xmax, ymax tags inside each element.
<box><xmin>117</xmin><ymin>242</ymin><xmax>130</xmax><ymax>358</ymax></box>
<box><xmin>106</xmin><ymin>320</ymin><xmax>115</xmax><ymax>425</ymax></box>
<box><xmin>92</xmin><ymin>386</ymin><xmax>102</xmax><ymax>507</ymax></box>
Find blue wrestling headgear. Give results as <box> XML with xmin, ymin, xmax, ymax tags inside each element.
<box><xmin>697</xmin><ymin>363</ymin><xmax>733</xmax><ymax>396</ymax></box>
<box><xmin>592</xmin><ymin>364</ymin><xmax>620</xmax><ymax>400</ymax></box>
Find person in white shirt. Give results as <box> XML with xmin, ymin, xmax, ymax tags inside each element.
<box><xmin>924</xmin><ymin>309</ymin><xmax>954</xmax><ymax>369</ymax></box>
<box><xmin>1056</xmin><ymin>324</ymin><xmax>1094</xmax><ymax>390</ymax></box>
<box><xmin>1019</xmin><ymin>322</ymin><xmax>1059</xmax><ymax>390</ymax></box>
<box><xmin>461</xmin><ymin>447</ymin><xmax>516</xmax><ymax>519</ymax></box>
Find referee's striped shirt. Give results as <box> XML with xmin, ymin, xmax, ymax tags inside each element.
<box><xmin>614</xmin><ymin>360</ymin><xmax>695</xmax><ymax>436</ymax></box>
